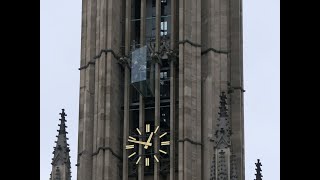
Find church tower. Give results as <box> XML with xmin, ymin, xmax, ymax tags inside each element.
<box><xmin>50</xmin><ymin>109</ymin><xmax>72</xmax><ymax>180</ymax></box>
<box><xmin>76</xmin><ymin>0</ymin><xmax>244</xmax><ymax>180</ymax></box>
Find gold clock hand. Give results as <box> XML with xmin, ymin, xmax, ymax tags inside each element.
<box><xmin>128</xmin><ymin>139</ymin><xmax>152</xmax><ymax>146</ymax></box>
<box><xmin>144</xmin><ymin>132</ymin><xmax>154</xmax><ymax>149</ymax></box>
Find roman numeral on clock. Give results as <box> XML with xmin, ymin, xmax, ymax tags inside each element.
<box><xmin>125</xmin><ymin>145</ymin><xmax>134</xmax><ymax>149</ymax></box>
<box><xmin>161</xmin><ymin>141</ymin><xmax>170</xmax><ymax>146</ymax></box>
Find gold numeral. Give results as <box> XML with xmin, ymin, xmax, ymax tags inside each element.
<box><xmin>146</xmin><ymin>124</ymin><xmax>150</xmax><ymax>133</ymax></box>
<box><xmin>136</xmin><ymin>157</ymin><xmax>141</xmax><ymax>164</ymax></box>
<box><xmin>145</xmin><ymin>158</ymin><xmax>150</xmax><ymax>166</ymax></box>
<box><xmin>129</xmin><ymin>136</ymin><xmax>136</xmax><ymax>140</ymax></box>
<box><xmin>159</xmin><ymin>132</ymin><xmax>167</xmax><ymax>138</ymax></box>
<box><xmin>128</xmin><ymin>152</ymin><xmax>136</xmax><ymax>158</ymax></box>
<box><xmin>136</xmin><ymin>128</ymin><xmax>142</xmax><ymax>135</ymax></box>
<box><xmin>161</xmin><ymin>141</ymin><xmax>170</xmax><ymax>146</ymax></box>
<box><xmin>126</xmin><ymin>145</ymin><xmax>134</xmax><ymax>149</ymax></box>
<box><xmin>154</xmin><ymin>126</ymin><xmax>160</xmax><ymax>134</ymax></box>
<box><xmin>159</xmin><ymin>149</ymin><xmax>167</xmax><ymax>154</ymax></box>
<box><xmin>154</xmin><ymin>155</ymin><xmax>159</xmax><ymax>162</ymax></box>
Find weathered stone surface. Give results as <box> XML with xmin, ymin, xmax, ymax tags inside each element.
<box><xmin>76</xmin><ymin>0</ymin><xmax>244</xmax><ymax>179</ymax></box>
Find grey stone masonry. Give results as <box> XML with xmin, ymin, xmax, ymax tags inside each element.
<box><xmin>76</xmin><ymin>0</ymin><xmax>244</xmax><ymax>179</ymax></box>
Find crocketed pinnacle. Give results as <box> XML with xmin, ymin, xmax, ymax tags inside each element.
<box><xmin>214</xmin><ymin>92</ymin><xmax>232</xmax><ymax>148</ymax></box>
<box><xmin>51</xmin><ymin>109</ymin><xmax>71</xmax><ymax>171</ymax></box>
<box><xmin>254</xmin><ymin>159</ymin><xmax>263</xmax><ymax>180</ymax></box>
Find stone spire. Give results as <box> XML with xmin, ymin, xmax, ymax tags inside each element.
<box><xmin>254</xmin><ymin>159</ymin><xmax>263</xmax><ymax>180</ymax></box>
<box><xmin>50</xmin><ymin>109</ymin><xmax>72</xmax><ymax>180</ymax></box>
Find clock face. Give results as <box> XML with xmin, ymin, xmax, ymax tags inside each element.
<box><xmin>126</xmin><ymin>123</ymin><xmax>170</xmax><ymax>166</ymax></box>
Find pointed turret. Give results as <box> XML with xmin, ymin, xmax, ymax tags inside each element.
<box><xmin>254</xmin><ymin>159</ymin><xmax>263</xmax><ymax>180</ymax></box>
<box><xmin>50</xmin><ymin>109</ymin><xmax>72</xmax><ymax>180</ymax></box>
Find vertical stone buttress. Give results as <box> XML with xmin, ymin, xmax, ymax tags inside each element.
<box><xmin>229</xmin><ymin>0</ymin><xmax>244</xmax><ymax>179</ymax></box>
<box><xmin>77</xmin><ymin>0</ymin><xmax>123</xmax><ymax>180</ymax></box>
<box><xmin>201</xmin><ymin>0</ymin><xmax>244</xmax><ymax>179</ymax></box>
<box><xmin>122</xmin><ymin>0</ymin><xmax>131</xmax><ymax>180</ymax></box>
<box><xmin>201</xmin><ymin>0</ymin><xmax>230</xmax><ymax>179</ymax></box>
<box><xmin>178</xmin><ymin>0</ymin><xmax>202</xmax><ymax>180</ymax></box>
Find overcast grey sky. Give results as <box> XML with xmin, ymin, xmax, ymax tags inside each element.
<box><xmin>40</xmin><ymin>0</ymin><xmax>279</xmax><ymax>180</ymax></box>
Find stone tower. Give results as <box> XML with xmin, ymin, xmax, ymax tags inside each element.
<box><xmin>76</xmin><ymin>0</ymin><xmax>244</xmax><ymax>180</ymax></box>
<box><xmin>50</xmin><ymin>109</ymin><xmax>72</xmax><ymax>180</ymax></box>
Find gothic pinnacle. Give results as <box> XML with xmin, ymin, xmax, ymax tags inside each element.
<box><xmin>50</xmin><ymin>109</ymin><xmax>72</xmax><ymax>180</ymax></box>
<box><xmin>214</xmin><ymin>92</ymin><xmax>232</xmax><ymax>148</ymax></box>
<box><xmin>57</xmin><ymin>109</ymin><xmax>67</xmax><ymax>135</ymax></box>
<box><xmin>218</xmin><ymin>92</ymin><xmax>228</xmax><ymax>117</ymax></box>
<box><xmin>51</xmin><ymin>109</ymin><xmax>71</xmax><ymax>166</ymax></box>
<box><xmin>254</xmin><ymin>159</ymin><xmax>263</xmax><ymax>180</ymax></box>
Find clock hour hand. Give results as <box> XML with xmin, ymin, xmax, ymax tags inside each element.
<box><xmin>128</xmin><ymin>139</ymin><xmax>152</xmax><ymax>146</ymax></box>
<box><xmin>144</xmin><ymin>132</ymin><xmax>154</xmax><ymax>149</ymax></box>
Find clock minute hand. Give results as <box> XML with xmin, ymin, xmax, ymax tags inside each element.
<box><xmin>128</xmin><ymin>139</ymin><xmax>152</xmax><ymax>146</ymax></box>
<box><xmin>144</xmin><ymin>132</ymin><xmax>154</xmax><ymax>149</ymax></box>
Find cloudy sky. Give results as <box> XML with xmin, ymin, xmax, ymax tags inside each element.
<box><xmin>40</xmin><ymin>0</ymin><xmax>279</xmax><ymax>179</ymax></box>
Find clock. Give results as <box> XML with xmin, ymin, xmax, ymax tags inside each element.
<box><xmin>126</xmin><ymin>123</ymin><xmax>170</xmax><ymax>166</ymax></box>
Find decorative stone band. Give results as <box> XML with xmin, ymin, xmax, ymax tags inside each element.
<box><xmin>78</xmin><ymin>61</ymin><xmax>95</xmax><ymax>70</ymax></box>
<box><xmin>91</xmin><ymin>146</ymin><xmax>122</xmax><ymax>160</ymax></box>
<box><xmin>178</xmin><ymin>39</ymin><xmax>201</xmax><ymax>47</ymax></box>
<box><xmin>78</xmin><ymin>49</ymin><xmax>123</xmax><ymax>70</ymax></box>
<box><xmin>93</xmin><ymin>49</ymin><xmax>120</xmax><ymax>60</ymax></box>
<box><xmin>201</xmin><ymin>48</ymin><xmax>229</xmax><ymax>55</ymax></box>
<box><xmin>177</xmin><ymin>138</ymin><xmax>202</xmax><ymax>146</ymax></box>
<box><xmin>78</xmin><ymin>150</ymin><xmax>90</xmax><ymax>156</ymax></box>
<box><xmin>177</xmin><ymin>39</ymin><xmax>229</xmax><ymax>56</ymax></box>
<box><xmin>228</xmin><ymin>86</ymin><xmax>245</xmax><ymax>93</ymax></box>
<box><xmin>77</xmin><ymin>146</ymin><xmax>122</xmax><ymax>165</ymax></box>
<box><xmin>79</xmin><ymin>44</ymin><xmax>231</xmax><ymax>71</ymax></box>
